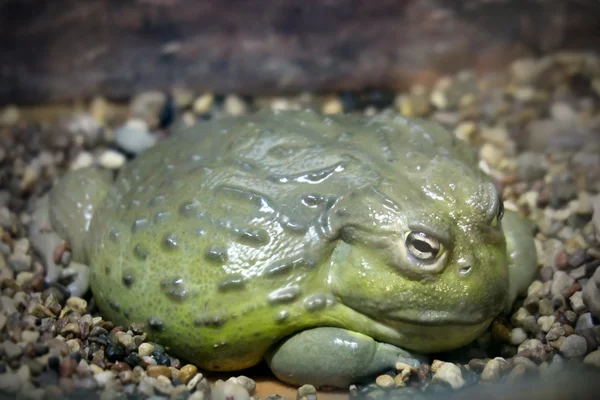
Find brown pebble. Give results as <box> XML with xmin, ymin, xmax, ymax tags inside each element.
<box><xmin>468</xmin><ymin>358</ymin><xmax>487</xmax><ymax>372</ymax></box>
<box><xmin>146</xmin><ymin>365</ymin><xmax>172</xmax><ymax>379</ymax></box>
<box><xmin>111</xmin><ymin>362</ymin><xmax>131</xmax><ymax>373</ymax></box>
<box><xmin>178</xmin><ymin>364</ymin><xmax>198</xmax><ymax>384</ymax></box>
<box><xmin>60</xmin><ymin>322</ymin><xmax>80</xmax><ymax>337</ymax></box>
<box><xmin>566</xmin><ymin>282</ymin><xmax>582</xmax><ymax>298</ymax></box>
<box><xmin>375</xmin><ymin>374</ymin><xmax>395</xmax><ymax>388</ymax></box>
<box><xmin>555</xmin><ymin>251</ymin><xmax>569</xmax><ymax>270</ymax></box>
<box><xmin>59</xmin><ymin>357</ymin><xmax>78</xmax><ymax>378</ymax></box>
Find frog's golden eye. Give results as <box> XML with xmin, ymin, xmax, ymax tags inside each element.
<box><xmin>404</xmin><ymin>231</ymin><xmax>444</xmax><ymax>261</ymax></box>
<box><xmin>491</xmin><ymin>199</ymin><xmax>504</xmax><ymax>227</ymax></box>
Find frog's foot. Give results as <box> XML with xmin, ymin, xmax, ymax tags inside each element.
<box><xmin>264</xmin><ymin>327</ymin><xmax>427</xmax><ymax>389</ymax></box>
<box><xmin>29</xmin><ymin>168</ymin><xmax>113</xmax><ymax>298</ymax></box>
<box><xmin>502</xmin><ymin>209</ymin><xmax>539</xmax><ymax>312</ymax></box>
<box><xmin>29</xmin><ymin>194</ymin><xmax>64</xmax><ymax>286</ymax></box>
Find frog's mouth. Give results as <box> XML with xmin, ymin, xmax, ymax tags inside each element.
<box><xmin>380</xmin><ymin>308</ymin><xmax>493</xmax><ymax>326</ymax></box>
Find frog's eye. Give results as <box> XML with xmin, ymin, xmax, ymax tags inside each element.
<box><xmin>491</xmin><ymin>199</ymin><xmax>504</xmax><ymax>227</ymax></box>
<box><xmin>404</xmin><ymin>231</ymin><xmax>444</xmax><ymax>262</ymax></box>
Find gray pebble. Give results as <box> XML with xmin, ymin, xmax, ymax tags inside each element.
<box><xmin>512</xmin><ymin>356</ymin><xmax>538</xmax><ymax>370</ymax></box>
<box><xmin>0</xmin><ymin>372</ymin><xmax>21</xmax><ymax>393</ymax></box>
<box><xmin>559</xmin><ymin>334</ymin><xmax>588</xmax><ymax>358</ymax></box>
<box><xmin>2</xmin><ymin>340</ymin><xmax>23</xmax><ymax>360</ymax></box>
<box><xmin>538</xmin><ymin>298</ymin><xmax>554</xmax><ymax>316</ymax></box>
<box><xmin>114</xmin><ymin>119</ymin><xmax>157</xmax><ymax>155</ymax></box>
<box><xmin>480</xmin><ymin>359</ymin><xmax>501</xmax><ymax>381</ymax></box>
<box><xmin>583</xmin><ymin>268</ymin><xmax>600</xmax><ymax>319</ymax></box>
<box><xmin>570</xmin><ymin>291</ymin><xmax>588</xmax><ymax>313</ymax></box>
<box><xmin>583</xmin><ymin>349</ymin><xmax>600</xmax><ymax>368</ymax></box>
<box><xmin>517</xmin><ymin>152</ymin><xmax>548</xmax><ymax>182</ymax></box>
<box><xmin>7</xmin><ymin>253</ymin><xmax>32</xmax><ymax>273</ymax></box>
<box><xmin>592</xmin><ymin>194</ymin><xmax>600</xmax><ymax>241</ymax></box>
<box><xmin>570</xmin><ymin>265</ymin><xmax>588</xmax><ymax>280</ymax></box>
<box><xmin>551</xmin><ymin>271</ymin><xmax>575</xmax><ymax>298</ymax></box>
<box><xmin>546</xmin><ymin>325</ymin><xmax>566</xmax><ymax>341</ymax></box>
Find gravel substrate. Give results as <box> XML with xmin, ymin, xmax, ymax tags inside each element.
<box><xmin>1</xmin><ymin>51</ymin><xmax>600</xmax><ymax>400</ymax></box>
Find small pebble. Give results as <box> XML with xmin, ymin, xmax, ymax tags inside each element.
<box><xmin>431</xmin><ymin>362</ymin><xmax>465</xmax><ymax>390</ymax></box>
<box><xmin>178</xmin><ymin>364</ymin><xmax>198</xmax><ymax>385</ymax></box>
<box><xmin>510</xmin><ymin>327</ymin><xmax>528</xmax><ymax>345</ymax></box>
<box><xmin>480</xmin><ymin>359</ymin><xmax>501</xmax><ymax>382</ymax></box>
<box><xmin>70</xmin><ymin>151</ymin><xmax>94</xmax><ymax>170</ymax></box>
<box><xmin>583</xmin><ymin>349</ymin><xmax>600</xmax><ymax>368</ymax></box>
<box><xmin>98</xmin><ymin>150</ymin><xmax>126</xmax><ymax>169</ymax></box>
<box><xmin>559</xmin><ymin>334</ymin><xmax>588</xmax><ymax>358</ymax></box>
<box><xmin>114</xmin><ymin>119</ymin><xmax>156</xmax><ymax>154</ymax></box>
<box><xmin>193</xmin><ymin>93</ymin><xmax>214</xmax><ymax>115</ymax></box>
<box><xmin>138</xmin><ymin>343</ymin><xmax>155</xmax><ymax>357</ymax></box>
<box><xmin>297</xmin><ymin>383</ymin><xmax>317</xmax><ymax>400</ymax></box>
<box><xmin>322</xmin><ymin>96</ymin><xmax>343</xmax><ymax>115</ymax></box>
<box><xmin>146</xmin><ymin>365</ymin><xmax>171</xmax><ymax>379</ymax></box>
<box><xmin>212</xmin><ymin>379</ymin><xmax>250</xmax><ymax>400</ymax></box>
<box><xmin>375</xmin><ymin>374</ymin><xmax>394</xmax><ymax>388</ymax></box>
<box><xmin>224</xmin><ymin>95</ymin><xmax>248</xmax><ymax>116</ymax></box>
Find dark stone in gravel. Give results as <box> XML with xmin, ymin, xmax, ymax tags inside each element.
<box><xmin>68</xmin><ymin>352</ymin><xmax>82</xmax><ymax>363</ymax></box>
<box><xmin>154</xmin><ymin>349</ymin><xmax>171</xmax><ymax>366</ymax></box>
<box><xmin>500</xmin><ymin>344</ymin><xmax>518</xmax><ymax>359</ymax></box>
<box><xmin>569</xmin><ymin>249</ymin><xmax>588</xmax><ymax>268</ymax></box>
<box><xmin>105</xmin><ymin>342</ymin><xmax>125</xmax><ymax>362</ymax></box>
<box><xmin>88</xmin><ymin>326</ymin><xmax>108</xmax><ymax>337</ymax></box>
<box><xmin>47</xmin><ymin>356</ymin><xmax>60</xmax><ymax>371</ymax></box>
<box><xmin>124</xmin><ymin>352</ymin><xmax>143</xmax><ymax>368</ymax></box>
<box><xmin>36</xmin><ymin>370</ymin><xmax>59</xmax><ymax>387</ymax></box>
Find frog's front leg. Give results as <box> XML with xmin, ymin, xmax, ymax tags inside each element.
<box><xmin>264</xmin><ymin>327</ymin><xmax>426</xmax><ymax>389</ymax></box>
<box><xmin>29</xmin><ymin>168</ymin><xmax>112</xmax><ymax>297</ymax></box>
<box><xmin>502</xmin><ymin>209</ymin><xmax>539</xmax><ymax>311</ymax></box>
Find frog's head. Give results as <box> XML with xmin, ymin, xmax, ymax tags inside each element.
<box><xmin>327</xmin><ymin>153</ymin><xmax>508</xmax><ymax>352</ymax></box>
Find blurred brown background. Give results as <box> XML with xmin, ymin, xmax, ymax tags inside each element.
<box><xmin>1</xmin><ymin>0</ymin><xmax>600</xmax><ymax>105</ymax></box>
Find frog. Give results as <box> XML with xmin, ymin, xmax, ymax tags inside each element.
<box><xmin>29</xmin><ymin>109</ymin><xmax>538</xmax><ymax>389</ymax></box>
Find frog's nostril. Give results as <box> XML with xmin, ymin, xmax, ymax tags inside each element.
<box><xmin>458</xmin><ymin>263</ymin><xmax>473</xmax><ymax>276</ymax></box>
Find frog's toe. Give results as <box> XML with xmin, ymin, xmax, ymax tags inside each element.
<box><xmin>63</xmin><ymin>261</ymin><xmax>90</xmax><ymax>298</ymax></box>
<box><xmin>29</xmin><ymin>194</ymin><xmax>65</xmax><ymax>285</ymax></box>
<box><xmin>265</xmin><ymin>327</ymin><xmax>426</xmax><ymax>389</ymax></box>
<box><xmin>502</xmin><ymin>210</ymin><xmax>539</xmax><ymax>311</ymax></box>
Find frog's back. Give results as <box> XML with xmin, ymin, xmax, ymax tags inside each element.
<box><xmin>85</xmin><ymin>109</ymin><xmax>480</xmax><ymax>370</ymax></box>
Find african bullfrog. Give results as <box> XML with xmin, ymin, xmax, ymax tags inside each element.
<box><xmin>29</xmin><ymin>109</ymin><xmax>538</xmax><ymax>388</ymax></box>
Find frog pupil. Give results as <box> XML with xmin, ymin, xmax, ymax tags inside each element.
<box><xmin>406</xmin><ymin>232</ymin><xmax>440</xmax><ymax>260</ymax></box>
<box><xmin>413</xmin><ymin>239</ymin><xmax>433</xmax><ymax>253</ymax></box>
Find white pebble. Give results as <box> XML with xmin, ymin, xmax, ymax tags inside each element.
<box><xmin>138</xmin><ymin>342</ymin><xmax>155</xmax><ymax>357</ymax></box>
<box><xmin>193</xmin><ymin>93</ymin><xmax>214</xmax><ymax>115</ymax></box>
<box><xmin>322</xmin><ymin>96</ymin><xmax>343</xmax><ymax>115</ymax></box>
<box><xmin>509</xmin><ymin>327</ymin><xmax>528</xmax><ymax>345</ymax></box>
<box><xmin>98</xmin><ymin>150</ymin><xmax>126</xmax><ymax>169</ymax></box>
<box><xmin>431</xmin><ymin>362</ymin><xmax>465</xmax><ymax>389</ymax></box>
<box><xmin>570</xmin><ymin>291</ymin><xmax>588</xmax><ymax>313</ymax></box>
<box><xmin>211</xmin><ymin>379</ymin><xmax>250</xmax><ymax>400</ymax></box>
<box><xmin>70</xmin><ymin>151</ymin><xmax>94</xmax><ymax>170</ymax></box>
<box><xmin>94</xmin><ymin>370</ymin><xmax>116</xmax><ymax>387</ymax></box>
<box><xmin>114</xmin><ymin>119</ymin><xmax>156</xmax><ymax>155</ymax></box>
<box><xmin>224</xmin><ymin>95</ymin><xmax>248</xmax><ymax>116</ymax></box>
